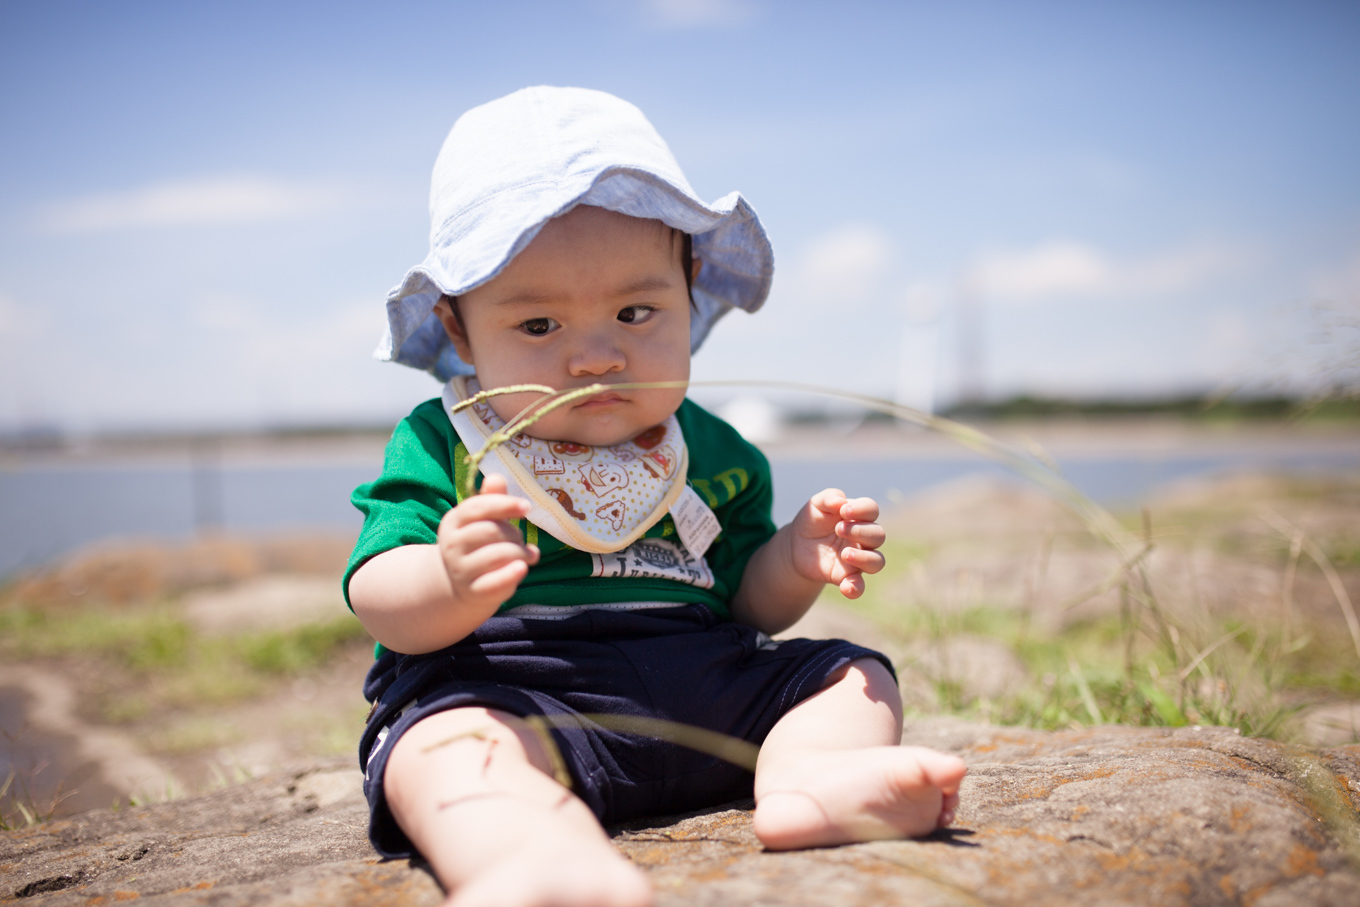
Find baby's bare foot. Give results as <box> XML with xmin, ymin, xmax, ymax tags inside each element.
<box><xmin>753</xmin><ymin>746</ymin><xmax>967</xmax><ymax>851</ymax></box>
<box><xmin>447</xmin><ymin>828</ymin><xmax>651</xmax><ymax>907</ymax></box>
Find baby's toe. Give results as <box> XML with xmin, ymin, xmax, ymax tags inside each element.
<box><xmin>939</xmin><ymin>790</ymin><xmax>960</xmax><ymax>827</ymax></box>
<box><xmin>910</xmin><ymin>748</ymin><xmax>967</xmax><ymax>791</ymax></box>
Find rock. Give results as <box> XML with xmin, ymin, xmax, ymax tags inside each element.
<box><xmin>777</xmin><ymin>604</ymin><xmax>1029</xmax><ymax>707</ymax></box>
<box><xmin>0</xmin><ymin>760</ymin><xmax>442</xmax><ymax>906</ymax></box>
<box><xmin>883</xmin><ymin>476</ymin><xmax>1085</xmax><ymax>541</ymax></box>
<box><xmin>5</xmin><ymin>725</ymin><xmax>1359</xmax><ymax>905</ymax></box>
<box><xmin>0</xmin><ymin>665</ymin><xmax>181</xmax><ymax>805</ymax></box>
<box><xmin>1</xmin><ymin>535</ymin><xmax>354</xmax><ymax>609</ymax></box>
<box><xmin>879</xmin><ymin>472</ymin><xmax>1360</xmax><ymax>635</ymax></box>
<box><xmin>893</xmin><ymin>720</ymin><xmax>1360</xmax><ymax>906</ymax></box>
<box><xmin>1304</xmin><ymin>701</ymin><xmax>1360</xmax><ymax>747</ymax></box>
<box><xmin>181</xmin><ymin>575</ymin><xmax>350</xmax><ymax>636</ymax></box>
<box><xmin>776</xmin><ymin>602</ymin><xmax>940</xmax><ymax>706</ymax></box>
<box><xmin>776</xmin><ymin>601</ymin><xmax>908</xmax><ymax>665</ymax></box>
<box><xmin>903</xmin><ymin>635</ymin><xmax>1029</xmax><ymax>702</ymax></box>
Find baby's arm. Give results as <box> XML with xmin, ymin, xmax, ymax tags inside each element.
<box><xmin>348</xmin><ymin>475</ymin><xmax>540</xmax><ymax>654</ymax></box>
<box><xmin>730</xmin><ymin>489</ymin><xmax>885</xmax><ymax>635</ymax></box>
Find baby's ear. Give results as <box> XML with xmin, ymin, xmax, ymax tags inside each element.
<box><xmin>434</xmin><ymin>295</ymin><xmax>475</xmax><ymax>365</ymax></box>
<box><xmin>690</xmin><ymin>257</ymin><xmax>703</xmax><ymax>284</ymax></box>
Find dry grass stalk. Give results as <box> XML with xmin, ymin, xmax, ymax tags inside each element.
<box><xmin>422</xmin><ymin>711</ymin><xmax>760</xmax><ymax>792</ymax></box>
<box><xmin>1280</xmin><ymin>530</ymin><xmax>1304</xmax><ymax>651</ymax></box>
<box><xmin>448</xmin><ymin>379</ymin><xmax>1344</xmax><ymax>742</ymax></box>
<box><xmin>452</xmin><ymin>379</ymin><xmax>1137</xmax><ymax>559</ymax></box>
<box><xmin>1261</xmin><ymin>510</ymin><xmax>1360</xmax><ymax>662</ymax></box>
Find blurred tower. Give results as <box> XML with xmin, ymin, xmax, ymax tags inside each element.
<box><xmin>954</xmin><ymin>276</ymin><xmax>985</xmax><ymax>409</ymax></box>
<box><xmin>191</xmin><ymin>436</ymin><xmax>223</xmax><ymax>532</ymax></box>
<box><xmin>896</xmin><ymin>285</ymin><xmax>943</xmax><ymax>416</ymax></box>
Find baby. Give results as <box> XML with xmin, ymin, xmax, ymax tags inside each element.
<box><xmin>346</xmin><ymin>87</ymin><xmax>966</xmax><ymax>907</ymax></box>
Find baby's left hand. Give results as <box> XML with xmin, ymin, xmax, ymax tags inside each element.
<box><xmin>789</xmin><ymin>489</ymin><xmax>886</xmax><ymax>598</ymax></box>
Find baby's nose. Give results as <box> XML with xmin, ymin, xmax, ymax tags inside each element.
<box><xmin>568</xmin><ymin>336</ymin><xmax>626</xmax><ymax>376</ymax></box>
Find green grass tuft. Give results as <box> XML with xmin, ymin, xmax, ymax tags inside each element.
<box><xmin>237</xmin><ymin>617</ymin><xmax>371</xmax><ymax>674</ymax></box>
<box><xmin>0</xmin><ymin>602</ymin><xmax>372</xmax><ymax>712</ymax></box>
<box><xmin>850</xmin><ymin>534</ymin><xmax>1350</xmax><ymax>741</ymax></box>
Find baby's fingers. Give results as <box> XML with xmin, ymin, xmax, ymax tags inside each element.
<box><xmin>839</xmin><ymin>546</ymin><xmax>885</xmax><ymax>574</ymax></box>
<box><xmin>836</xmin><ymin>520</ymin><xmax>886</xmax><ymax>549</ymax></box>
<box><xmin>809</xmin><ymin>488</ymin><xmax>849</xmax><ymax>516</ymax></box>
<box><xmin>460</xmin><ymin>540</ymin><xmax>540</xmax><ymax>578</ymax></box>
<box><xmin>468</xmin><ymin>558</ymin><xmax>531</xmax><ymax>599</ymax></box>
<box><xmin>444</xmin><ymin>492</ymin><xmax>529</xmax><ymax>529</ymax></box>
<box><xmin>838</xmin><ymin>496</ymin><xmax>880</xmax><ymax>523</ymax></box>
<box><xmin>838</xmin><ymin>573</ymin><xmax>867</xmax><ymax>599</ymax></box>
<box><xmin>458</xmin><ymin>541</ymin><xmax>538</xmax><ymax>595</ymax></box>
<box><xmin>796</xmin><ymin>488</ymin><xmax>849</xmax><ymax>538</ymax></box>
<box><xmin>452</xmin><ymin>518</ymin><xmax>531</xmax><ymax>552</ymax></box>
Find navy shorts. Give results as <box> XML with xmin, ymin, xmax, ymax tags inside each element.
<box><xmin>358</xmin><ymin>603</ymin><xmax>893</xmax><ymax>860</ymax></box>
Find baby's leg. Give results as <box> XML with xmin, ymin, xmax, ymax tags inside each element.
<box><xmin>384</xmin><ymin>707</ymin><xmax>651</xmax><ymax>907</ymax></box>
<box><xmin>753</xmin><ymin>658</ymin><xmax>967</xmax><ymax>850</ymax></box>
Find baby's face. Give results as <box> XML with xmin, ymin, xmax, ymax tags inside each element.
<box><xmin>437</xmin><ymin>205</ymin><xmax>693</xmax><ymax>446</ymax></box>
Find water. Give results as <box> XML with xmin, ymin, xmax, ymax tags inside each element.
<box><xmin>0</xmin><ymin>685</ymin><xmax>121</xmax><ymax>819</ymax></box>
<box><xmin>2</xmin><ymin>448</ymin><xmax>1356</xmax><ymax>580</ymax></box>
<box><xmin>768</xmin><ymin>452</ymin><xmax>1360</xmax><ymax>525</ymax></box>
<box><xmin>0</xmin><ymin>461</ymin><xmax>376</xmax><ymax>579</ymax></box>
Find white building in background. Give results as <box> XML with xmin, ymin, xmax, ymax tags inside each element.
<box><xmin>716</xmin><ymin>395</ymin><xmax>783</xmax><ymax>444</ymax></box>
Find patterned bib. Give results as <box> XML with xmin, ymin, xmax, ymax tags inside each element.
<box><xmin>444</xmin><ymin>377</ymin><xmax>715</xmax><ymax>555</ymax></box>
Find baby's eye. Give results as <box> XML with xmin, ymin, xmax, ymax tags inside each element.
<box><xmin>519</xmin><ymin>317</ymin><xmax>559</xmax><ymax>336</ymax></box>
<box><xmin>617</xmin><ymin>305</ymin><xmax>656</xmax><ymax>325</ymax></box>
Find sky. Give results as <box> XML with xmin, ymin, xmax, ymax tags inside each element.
<box><xmin>1</xmin><ymin>0</ymin><xmax>1358</xmax><ymax>432</ymax></box>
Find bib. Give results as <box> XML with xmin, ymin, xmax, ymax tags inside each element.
<box><xmin>443</xmin><ymin>377</ymin><xmax>720</xmax><ymax>556</ymax></box>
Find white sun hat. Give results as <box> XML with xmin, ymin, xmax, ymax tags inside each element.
<box><xmin>376</xmin><ymin>85</ymin><xmax>774</xmax><ymax>380</ymax></box>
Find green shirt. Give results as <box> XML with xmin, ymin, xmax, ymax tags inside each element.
<box><xmin>344</xmin><ymin>398</ymin><xmax>776</xmax><ymax>620</ymax></box>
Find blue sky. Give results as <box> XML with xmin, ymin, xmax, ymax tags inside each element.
<box><xmin>1</xmin><ymin>0</ymin><xmax>1357</xmax><ymax>431</ymax></box>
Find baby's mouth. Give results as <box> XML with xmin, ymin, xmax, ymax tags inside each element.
<box><xmin>575</xmin><ymin>391</ymin><xmax>626</xmax><ymax>409</ymax></box>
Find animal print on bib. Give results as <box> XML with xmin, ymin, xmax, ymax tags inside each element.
<box><xmin>590</xmin><ymin>537</ymin><xmax>714</xmax><ymax>589</ymax></box>
<box><xmin>443</xmin><ymin>377</ymin><xmax>691</xmax><ymax>554</ymax></box>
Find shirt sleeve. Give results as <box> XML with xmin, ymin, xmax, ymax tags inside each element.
<box><xmin>343</xmin><ymin>400</ymin><xmax>459</xmax><ymax>607</ymax></box>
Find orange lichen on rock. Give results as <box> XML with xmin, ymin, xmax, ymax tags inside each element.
<box><xmin>1229</xmin><ymin>803</ymin><xmax>1254</xmax><ymax>833</ymax></box>
<box><xmin>1</xmin><ymin>533</ymin><xmax>355</xmax><ymax>608</ymax></box>
<box><xmin>1284</xmin><ymin>843</ymin><xmax>1325</xmax><ymax>878</ymax></box>
<box><xmin>1219</xmin><ymin>873</ymin><xmax>1237</xmax><ymax>898</ymax></box>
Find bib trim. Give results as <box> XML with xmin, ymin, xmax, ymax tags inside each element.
<box><xmin>443</xmin><ymin>377</ymin><xmax>690</xmax><ymax>554</ymax></box>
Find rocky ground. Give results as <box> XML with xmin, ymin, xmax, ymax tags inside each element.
<box><xmin>2</xmin><ymin>720</ymin><xmax>1358</xmax><ymax>905</ymax></box>
<box><xmin>3</xmin><ymin>471</ymin><xmax>1359</xmax><ymax>903</ymax></box>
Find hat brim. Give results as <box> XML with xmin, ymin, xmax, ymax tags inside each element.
<box><xmin>376</xmin><ymin>167</ymin><xmax>773</xmax><ymax>381</ymax></box>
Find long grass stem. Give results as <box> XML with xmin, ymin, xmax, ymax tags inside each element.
<box><xmin>454</xmin><ymin>379</ymin><xmax>1138</xmax><ymax>561</ymax></box>
<box><xmin>1262</xmin><ymin>511</ymin><xmax>1360</xmax><ymax>662</ymax></box>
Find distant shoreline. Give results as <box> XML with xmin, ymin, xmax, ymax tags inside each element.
<box><xmin>3</xmin><ymin>414</ymin><xmax>1358</xmax><ymax>470</ymax></box>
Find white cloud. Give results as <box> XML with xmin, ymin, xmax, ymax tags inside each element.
<box><xmin>1204</xmin><ymin>308</ymin><xmax>1257</xmax><ymax>365</ymax></box>
<box><xmin>970</xmin><ymin>242</ymin><xmax>1113</xmax><ymax>299</ymax></box>
<box><xmin>169</xmin><ymin>292</ymin><xmax>434</xmax><ymax>425</ymax></box>
<box><xmin>1312</xmin><ymin>250</ymin><xmax>1360</xmax><ymax>303</ymax></box>
<box><xmin>969</xmin><ymin>240</ymin><xmax>1238</xmax><ymax>304</ymax></box>
<box><xmin>1134</xmin><ymin>244</ymin><xmax>1241</xmax><ymax>294</ymax></box>
<box><xmin>799</xmin><ymin>223</ymin><xmax>895</xmax><ymax>300</ymax></box>
<box><xmin>0</xmin><ymin>291</ymin><xmax>48</xmax><ymax>341</ymax></box>
<box><xmin>191</xmin><ymin>292</ymin><xmax>266</xmax><ymax>332</ymax></box>
<box><xmin>694</xmin><ymin>222</ymin><xmax>903</xmax><ymax>401</ymax></box>
<box><xmin>644</xmin><ymin>0</ymin><xmax>759</xmax><ymax>28</ymax></box>
<box><xmin>191</xmin><ymin>292</ymin><xmax>381</xmax><ymax>366</ymax></box>
<box><xmin>35</xmin><ymin>175</ymin><xmax>350</xmax><ymax>233</ymax></box>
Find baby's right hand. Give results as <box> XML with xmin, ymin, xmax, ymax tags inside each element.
<box><xmin>436</xmin><ymin>474</ymin><xmax>540</xmax><ymax>612</ymax></box>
